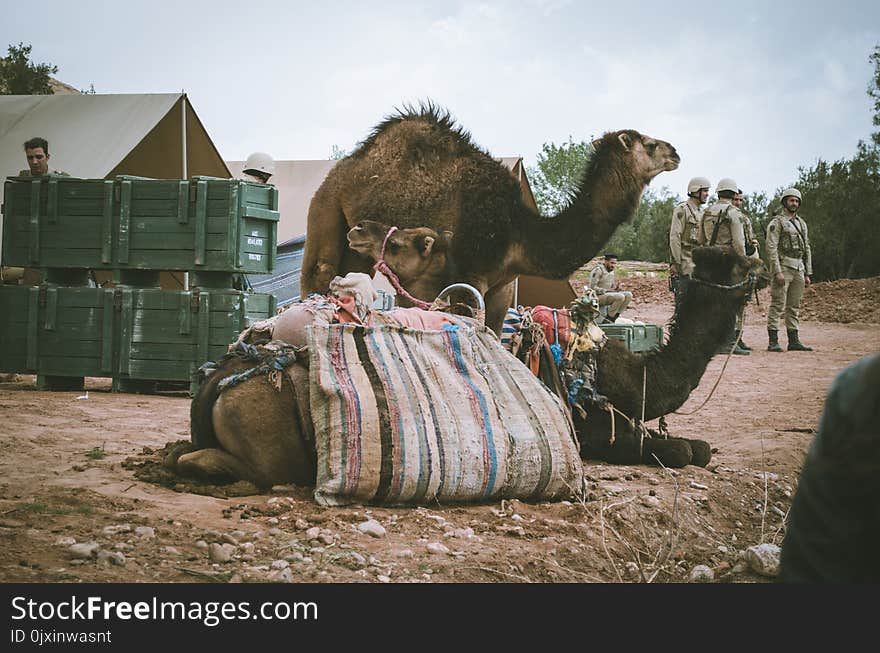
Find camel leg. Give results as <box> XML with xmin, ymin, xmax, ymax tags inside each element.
<box><xmin>484</xmin><ymin>281</ymin><xmax>515</xmax><ymax>336</ymax></box>
<box><xmin>176</xmin><ymin>448</ymin><xmax>258</xmax><ymax>485</ymax></box>
<box><xmin>301</xmin><ymin>190</ymin><xmax>348</xmax><ymax>296</ymax></box>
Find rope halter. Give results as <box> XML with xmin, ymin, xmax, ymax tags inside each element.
<box><xmin>372</xmin><ymin>225</ymin><xmax>433</xmax><ymax>310</ymax></box>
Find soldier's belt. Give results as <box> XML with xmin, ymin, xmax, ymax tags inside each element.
<box><xmin>781</xmin><ymin>255</ymin><xmax>805</xmax><ymax>269</ymax></box>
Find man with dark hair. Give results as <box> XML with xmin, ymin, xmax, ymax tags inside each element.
<box><xmin>588</xmin><ymin>253</ymin><xmax>632</xmax><ymax>323</ymax></box>
<box><xmin>779</xmin><ymin>352</ymin><xmax>880</xmax><ymax>582</ymax></box>
<box><xmin>20</xmin><ymin>137</ymin><xmax>65</xmax><ymax>177</ymax></box>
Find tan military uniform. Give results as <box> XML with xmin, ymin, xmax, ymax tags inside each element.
<box><xmin>588</xmin><ymin>264</ymin><xmax>632</xmax><ymax>319</ymax></box>
<box><xmin>17</xmin><ymin>169</ymin><xmax>69</xmax><ymax>177</ymax></box>
<box><xmin>766</xmin><ymin>212</ymin><xmax>812</xmax><ymax>331</ymax></box>
<box><xmin>669</xmin><ymin>198</ymin><xmax>703</xmax><ymax>276</ymax></box>
<box><xmin>698</xmin><ymin>198</ymin><xmax>747</xmax><ymax>256</ymax></box>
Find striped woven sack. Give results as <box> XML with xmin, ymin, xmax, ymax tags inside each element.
<box><xmin>308</xmin><ymin>322</ymin><xmax>583</xmax><ymax>506</ymax></box>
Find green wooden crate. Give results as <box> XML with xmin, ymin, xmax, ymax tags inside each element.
<box><xmin>599</xmin><ymin>323</ymin><xmax>664</xmax><ymax>353</ymax></box>
<box><xmin>2</xmin><ymin>175</ymin><xmax>279</xmax><ymax>273</ymax></box>
<box><xmin>0</xmin><ymin>286</ymin><xmax>39</xmax><ymax>373</ymax></box>
<box><xmin>36</xmin><ymin>287</ymin><xmax>115</xmax><ymax>378</ymax></box>
<box><xmin>115</xmin><ymin>288</ymin><xmax>275</xmax><ymax>385</ymax></box>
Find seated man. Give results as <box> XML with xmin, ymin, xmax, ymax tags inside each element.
<box><xmin>588</xmin><ymin>253</ymin><xmax>632</xmax><ymax>323</ymax></box>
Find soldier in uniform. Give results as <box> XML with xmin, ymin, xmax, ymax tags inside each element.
<box><xmin>588</xmin><ymin>253</ymin><xmax>632</xmax><ymax>323</ymax></box>
<box><xmin>19</xmin><ymin>136</ymin><xmax>67</xmax><ymax>177</ymax></box>
<box><xmin>765</xmin><ymin>188</ymin><xmax>813</xmax><ymax>352</ymax></box>
<box><xmin>732</xmin><ymin>188</ymin><xmax>761</xmax><ymax>351</ymax></box>
<box><xmin>239</xmin><ymin>151</ymin><xmax>275</xmax><ymax>184</ymax></box>
<box><xmin>699</xmin><ymin>177</ymin><xmax>749</xmax><ymax>355</ymax></box>
<box><xmin>669</xmin><ymin>176</ymin><xmax>710</xmax><ymax>310</ymax></box>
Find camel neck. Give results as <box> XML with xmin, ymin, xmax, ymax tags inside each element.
<box><xmin>517</xmin><ymin>157</ymin><xmax>645</xmax><ymax>279</ymax></box>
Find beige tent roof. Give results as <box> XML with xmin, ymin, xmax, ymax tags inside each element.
<box><xmin>227</xmin><ymin>155</ymin><xmax>574</xmax><ymax>307</ymax></box>
<box><xmin>0</xmin><ymin>93</ymin><xmax>229</xmax><ymax>182</ymax></box>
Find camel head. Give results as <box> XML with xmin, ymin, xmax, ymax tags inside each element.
<box><xmin>594</xmin><ymin>129</ymin><xmax>680</xmax><ymax>184</ymax></box>
<box><xmin>347</xmin><ymin>220</ymin><xmax>453</xmax><ymax>284</ymax></box>
<box><xmin>692</xmin><ymin>246</ymin><xmax>769</xmax><ymax>291</ymax></box>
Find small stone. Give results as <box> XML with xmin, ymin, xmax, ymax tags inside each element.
<box><xmin>195</xmin><ymin>540</ymin><xmax>208</xmax><ymax>550</ymax></box>
<box><xmin>717</xmin><ymin>545</ymin><xmax>729</xmax><ymax>555</ymax></box>
<box><xmin>689</xmin><ymin>565</ymin><xmax>714</xmax><ymax>583</ymax></box>
<box><xmin>267</xmin><ymin>517</ymin><xmax>279</xmax><ymax>525</ymax></box>
<box><xmin>294</xmin><ymin>519</ymin><xmax>309</xmax><ymax>531</ymax></box>
<box><xmin>271</xmin><ymin>559</ymin><xmax>290</xmax><ymax>570</ymax></box>
<box><xmin>734</xmin><ymin>520</ymin><xmax>743</xmax><ymax>529</ymax></box>
<box><xmin>731</xmin><ymin>534</ymin><xmax>738</xmax><ymax>543</ymax></box>
<box><xmin>240</xmin><ymin>542</ymin><xmax>255</xmax><ymax>553</ymax></box>
<box><xmin>221</xmin><ymin>533</ymin><xmax>239</xmax><ymax>545</ymax></box>
<box><xmin>426</xmin><ymin>542</ymin><xmax>450</xmax><ymax>555</ymax></box>
<box><xmin>689</xmin><ymin>481</ymin><xmax>709</xmax><ymax>491</ymax></box>
<box><xmin>357</xmin><ymin>520</ymin><xmax>386</xmax><ymax>538</ymax></box>
<box><xmin>393</xmin><ymin>549</ymin><xmax>414</xmax><ymax>558</ymax></box>
<box><xmin>603</xmin><ymin>485</ymin><xmax>626</xmax><ymax>495</ymax></box>
<box><xmin>230</xmin><ymin>530</ymin><xmax>247</xmax><ymax>540</ymax></box>
<box><xmin>641</xmin><ymin>495</ymin><xmax>661</xmax><ymax>509</ymax></box>
<box><xmin>102</xmin><ymin>524</ymin><xmax>132</xmax><ymax>536</ymax></box>
<box><xmin>715</xmin><ymin>561</ymin><xmax>731</xmax><ymax>573</ymax></box>
<box><xmin>510</xmin><ymin>514</ymin><xmax>524</xmax><ymax>522</ymax></box>
<box><xmin>310</xmin><ymin>546</ymin><xmax>326</xmax><ymax>555</ymax></box>
<box><xmin>69</xmin><ymin>542</ymin><xmax>100</xmax><ymax>559</ymax></box>
<box><xmin>746</xmin><ymin>543</ymin><xmax>781</xmax><ymax>577</ymax></box>
<box><xmin>448</xmin><ymin>527</ymin><xmax>474</xmax><ymax>539</ymax></box>
<box><xmin>377</xmin><ymin>575</ymin><xmax>391</xmax><ymax>583</ymax></box>
<box><xmin>208</xmin><ymin>543</ymin><xmax>235</xmax><ymax>563</ymax></box>
<box><xmin>599</xmin><ymin>471</ymin><xmax>620</xmax><ymax>480</ymax></box>
<box><xmin>731</xmin><ymin>561</ymin><xmax>748</xmax><ymax>574</ymax></box>
<box><xmin>134</xmin><ymin>526</ymin><xmax>155</xmax><ymax>539</ymax></box>
<box><xmin>305</xmin><ymin>526</ymin><xmax>321</xmax><ymax>540</ymax></box>
<box><xmin>55</xmin><ymin>536</ymin><xmax>76</xmax><ymax>547</ymax></box>
<box><xmin>318</xmin><ymin>533</ymin><xmax>334</xmax><ymax>545</ymax></box>
<box><xmin>97</xmin><ymin>550</ymin><xmax>126</xmax><ymax>566</ymax></box>
<box><xmin>160</xmin><ymin>546</ymin><xmax>181</xmax><ymax>556</ymax></box>
<box><xmin>348</xmin><ymin>552</ymin><xmax>367</xmax><ymax>568</ymax></box>
<box><xmin>284</xmin><ymin>551</ymin><xmax>305</xmax><ymax>563</ymax></box>
<box><xmin>271</xmin><ymin>568</ymin><xmax>295</xmax><ymax>583</ymax></box>
<box><xmin>268</xmin><ymin>528</ymin><xmax>282</xmax><ymax>537</ymax></box>
<box><xmin>623</xmin><ymin>561</ymin><xmax>640</xmax><ymax>579</ymax></box>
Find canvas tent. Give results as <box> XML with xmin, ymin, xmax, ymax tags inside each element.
<box><xmin>227</xmin><ymin>156</ymin><xmax>576</xmax><ymax>309</ymax></box>
<box><xmin>0</xmin><ymin>93</ymin><xmax>230</xmax><ymax>287</ymax></box>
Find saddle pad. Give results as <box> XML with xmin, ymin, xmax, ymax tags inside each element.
<box><xmin>308</xmin><ymin>322</ymin><xmax>583</xmax><ymax>506</ymax></box>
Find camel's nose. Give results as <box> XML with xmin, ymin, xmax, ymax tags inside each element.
<box><xmin>353</xmin><ymin>222</ymin><xmax>365</xmax><ymax>231</ymax></box>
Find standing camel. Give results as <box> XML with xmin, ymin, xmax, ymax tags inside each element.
<box><xmin>301</xmin><ymin>103</ymin><xmax>680</xmax><ymax>333</ymax></box>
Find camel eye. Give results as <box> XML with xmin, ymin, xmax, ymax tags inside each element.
<box><xmin>386</xmin><ymin>240</ymin><xmax>402</xmax><ymax>252</ymax></box>
<box><xmin>646</xmin><ymin>141</ymin><xmax>657</xmax><ymax>153</ymax></box>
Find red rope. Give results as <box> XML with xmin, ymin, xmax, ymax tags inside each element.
<box><xmin>373</xmin><ymin>226</ymin><xmax>433</xmax><ymax>310</ymax></box>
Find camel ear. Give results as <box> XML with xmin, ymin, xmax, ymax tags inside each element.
<box><xmin>441</xmin><ymin>230</ymin><xmax>454</xmax><ymax>248</ymax></box>
<box><xmin>618</xmin><ymin>132</ymin><xmax>632</xmax><ymax>151</ymax></box>
<box><xmin>420</xmin><ymin>235</ymin><xmax>435</xmax><ymax>257</ymax></box>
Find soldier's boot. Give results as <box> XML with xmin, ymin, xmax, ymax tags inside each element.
<box><xmin>736</xmin><ymin>335</ymin><xmax>752</xmax><ymax>351</ymax></box>
<box><xmin>767</xmin><ymin>329</ymin><xmax>783</xmax><ymax>352</ymax></box>
<box><xmin>787</xmin><ymin>329</ymin><xmax>813</xmax><ymax>351</ymax></box>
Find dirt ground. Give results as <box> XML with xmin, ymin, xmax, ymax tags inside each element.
<box><xmin>1</xmin><ymin>276</ymin><xmax>878</xmax><ymax>584</ymax></box>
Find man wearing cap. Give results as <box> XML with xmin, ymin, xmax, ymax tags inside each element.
<box><xmin>732</xmin><ymin>188</ymin><xmax>761</xmax><ymax>351</ymax></box>
<box><xmin>589</xmin><ymin>253</ymin><xmax>632</xmax><ymax>323</ymax></box>
<box><xmin>669</xmin><ymin>177</ymin><xmax>709</xmax><ymax>309</ymax></box>
<box><xmin>699</xmin><ymin>177</ymin><xmax>750</xmax><ymax>355</ymax></box>
<box><xmin>765</xmin><ymin>188</ymin><xmax>813</xmax><ymax>352</ymax></box>
<box><xmin>240</xmin><ymin>152</ymin><xmax>275</xmax><ymax>184</ymax></box>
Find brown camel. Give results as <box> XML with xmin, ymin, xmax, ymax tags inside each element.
<box><xmin>346</xmin><ymin>220</ymin><xmax>454</xmax><ymax>306</ymax></box>
<box><xmin>579</xmin><ymin>246</ymin><xmax>769</xmax><ymax>467</ymax></box>
<box><xmin>301</xmin><ymin>103</ymin><xmax>680</xmax><ymax>333</ymax></box>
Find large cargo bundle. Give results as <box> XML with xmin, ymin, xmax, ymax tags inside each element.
<box><xmin>1</xmin><ymin>175</ymin><xmax>279</xmax><ymax>274</ymax></box>
<box><xmin>598</xmin><ymin>323</ymin><xmax>664</xmax><ymax>353</ymax></box>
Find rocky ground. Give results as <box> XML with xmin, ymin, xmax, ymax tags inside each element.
<box><xmin>0</xmin><ymin>274</ymin><xmax>878</xmax><ymax>584</ymax></box>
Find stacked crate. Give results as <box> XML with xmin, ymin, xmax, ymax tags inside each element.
<box><xmin>0</xmin><ymin>174</ymin><xmax>278</xmax><ymax>393</ymax></box>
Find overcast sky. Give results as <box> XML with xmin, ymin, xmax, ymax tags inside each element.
<box><xmin>3</xmin><ymin>0</ymin><xmax>879</xmax><ymax>198</ymax></box>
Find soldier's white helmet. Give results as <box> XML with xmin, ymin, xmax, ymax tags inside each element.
<box><xmin>781</xmin><ymin>187</ymin><xmax>802</xmax><ymax>202</ymax></box>
<box><xmin>687</xmin><ymin>177</ymin><xmax>711</xmax><ymax>194</ymax></box>
<box><xmin>243</xmin><ymin>152</ymin><xmax>275</xmax><ymax>178</ymax></box>
<box><xmin>716</xmin><ymin>177</ymin><xmax>738</xmax><ymax>194</ymax></box>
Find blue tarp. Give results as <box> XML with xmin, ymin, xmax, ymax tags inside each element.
<box><xmin>244</xmin><ymin>235</ymin><xmax>305</xmax><ymax>308</ymax></box>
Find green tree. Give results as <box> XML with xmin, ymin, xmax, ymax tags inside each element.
<box><xmin>0</xmin><ymin>42</ymin><xmax>57</xmax><ymax>95</ymax></box>
<box><xmin>329</xmin><ymin>144</ymin><xmax>347</xmax><ymax>160</ymax></box>
<box><xmin>528</xmin><ymin>137</ymin><xmax>595</xmax><ymax>215</ymax></box>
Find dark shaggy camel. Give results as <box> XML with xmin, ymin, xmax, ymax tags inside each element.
<box><xmin>301</xmin><ymin>103</ymin><xmax>679</xmax><ymax>333</ymax></box>
<box><xmin>580</xmin><ymin>246</ymin><xmax>769</xmax><ymax>467</ymax></box>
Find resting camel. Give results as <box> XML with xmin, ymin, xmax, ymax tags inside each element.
<box><xmin>301</xmin><ymin>103</ymin><xmax>680</xmax><ymax>334</ymax></box>
<box><xmin>580</xmin><ymin>246</ymin><xmax>769</xmax><ymax>467</ymax></box>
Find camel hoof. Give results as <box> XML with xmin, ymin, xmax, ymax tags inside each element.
<box><xmin>687</xmin><ymin>439</ymin><xmax>712</xmax><ymax>467</ymax></box>
<box><xmin>643</xmin><ymin>438</ymin><xmax>692</xmax><ymax>468</ymax></box>
<box><xmin>164</xmin><ymin>441</ymin><xmax>198</xmax><ymax>470</ymax></box>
